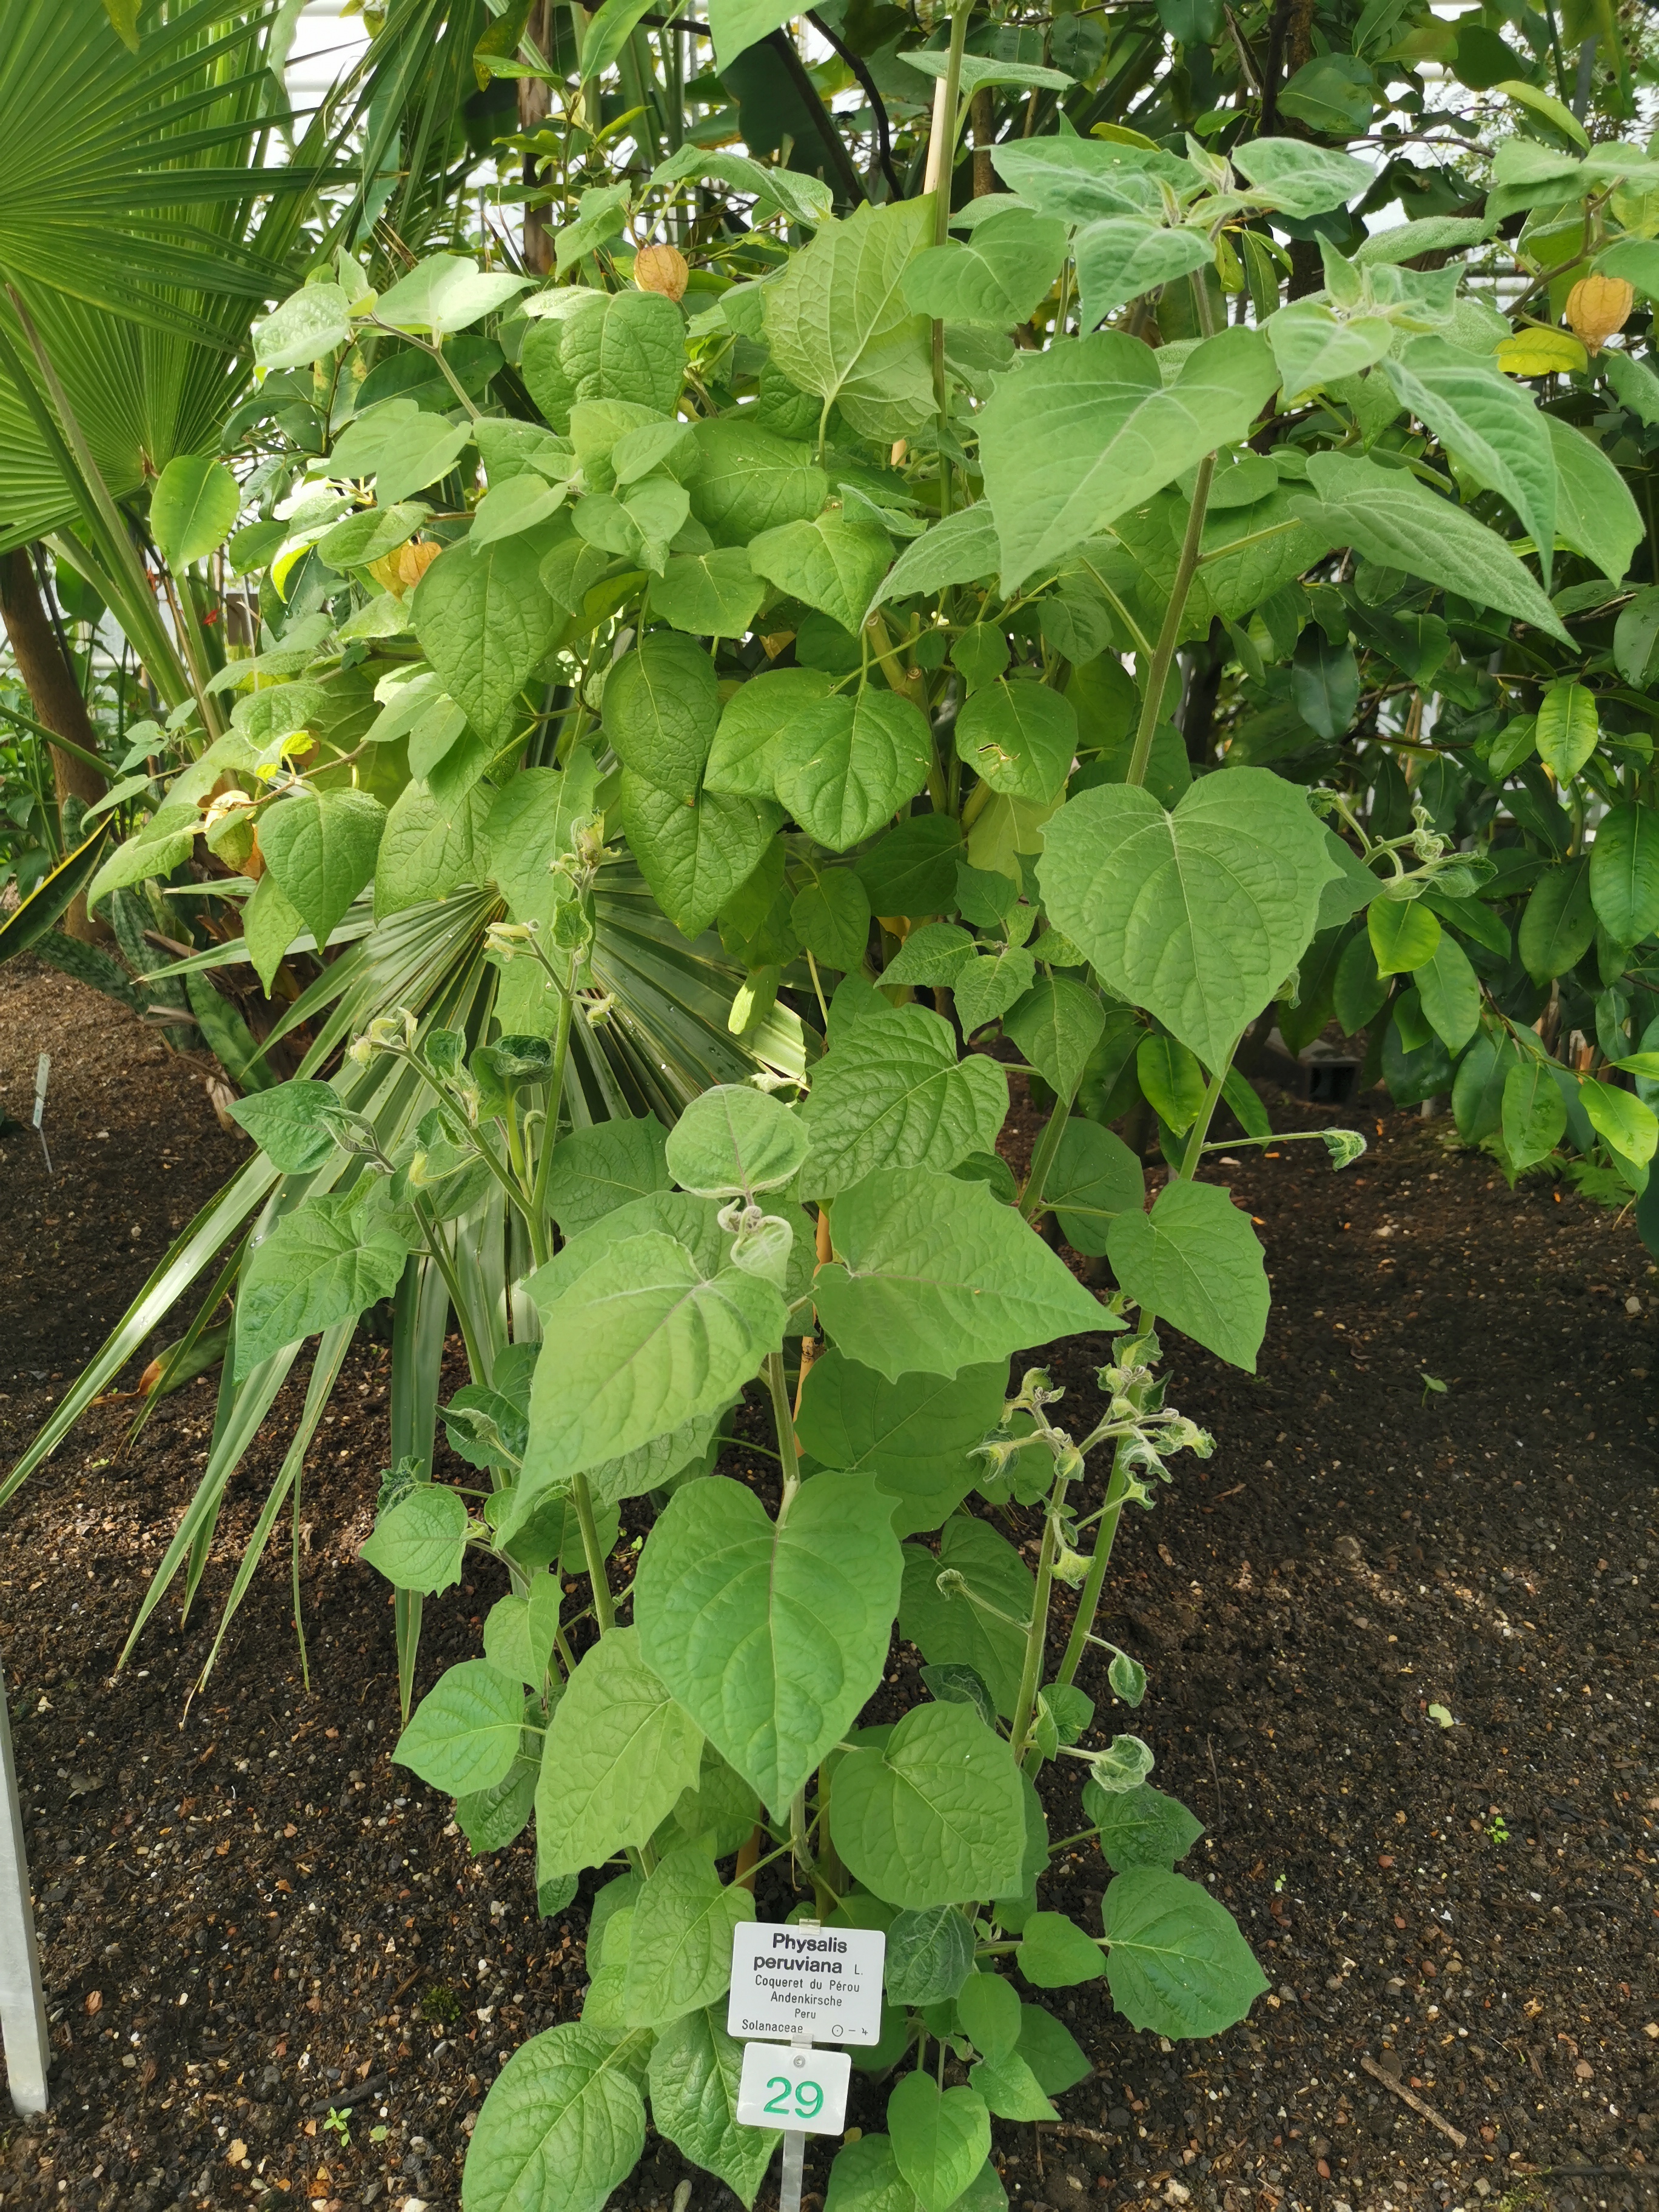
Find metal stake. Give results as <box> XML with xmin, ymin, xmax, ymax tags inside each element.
<box><xmin>779</xmin><ymin>1917</ymin><xmax>819</xmax><ymax>2212</ymax></box>
<box><xmin>0</xmin><ymin>1655</ymin><xmax>49</xmax><ymax>2112</ymax></box>
<box><xmin>779</xmin><ymin>2037</ymin><xmax>811</xmax><ymax>2212</ymax></box>
<box><xmin>31</xmin><ymin>1053</ymin><xmax>50</xmax><ymax>1176</ymax></box>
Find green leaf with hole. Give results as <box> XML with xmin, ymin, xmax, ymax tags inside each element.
<box><xmin>954</xmin><ymin>680</ymin><xmax>1078</xmax><ymax>806</ymax></box>
<box><xmin>1105</xmin><ymin>1178</ymin><xmax>1267</xmax><ymax>1372</ymax></box>
<box><xmin>534</xmin><ymin>1629</ymin><xmax>703</xmax><ymax>1872</ymax></box>
<box><xmin>830</xmin><ymin>1700</ymin><xmax>1028</xmax><ymax>1908</ymax></box>
<box><xmin>635</xmin><ymin>1472</ymin><xmax>902</xmax><ymax>1812</ymax></box>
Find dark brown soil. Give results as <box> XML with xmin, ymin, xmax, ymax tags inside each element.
<box><xmin>0</xmin><ymin>955</ymin><xmax>1654</xmax><ymax>2212</ymax></box>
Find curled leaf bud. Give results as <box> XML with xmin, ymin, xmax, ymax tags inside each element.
<box><xmin>634</xmin><ymin>243</ymin><xmax>690</xmax><ymax>301</ymax></box>
<box><xmin>973</xmin><ymin>1434</ymin><xmax>1023</xmax><ymax>1478</ymax></box>
<box><xmin>1051</xmin><ymin>1544</ymin><xmax>1091</xmax><ymax>1588</ymax></box>
<box><xmin>1566</xmin><ymin>273</ymin><xmax>1634</xmax><ymax>355</ymax></box>
<box><xmin>1053</xmin><ymin>1444</ymin><xmax>1086</xmax><ymax>1486</ymax></box>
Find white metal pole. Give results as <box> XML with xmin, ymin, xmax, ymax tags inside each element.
<box><xmin>0</xmin><ymin>1657</ymin><xmax>49</xmax><ymax>2113</ymax></box>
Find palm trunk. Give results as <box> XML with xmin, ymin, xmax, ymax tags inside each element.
<box><xmin>0</xmin><ymin>546</ymin><xmax>107</xmax><ymax>940</ymax></box>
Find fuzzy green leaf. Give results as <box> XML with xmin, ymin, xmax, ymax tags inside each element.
<box><xmin>814</xmin><ymin>1168</ymin><xmax>1105</xmax><ymax>1381</ymax></box>
<box><xmin>534</xmin><ymin>1628</ymin><xmax>703</xmax><ymax>1871</ymax></box>
<box><xmin>635</xmin><ymin>1473</ymin><xmax>903</xmax><ymax>1811</ymax></box>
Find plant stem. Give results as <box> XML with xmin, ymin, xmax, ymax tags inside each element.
<box><xmin>765</xmin><ymin>1349</ymin><xmax>802</xmax><ymax>1520</ymax></box>
<box><xmin>1057</xmin><ymin>1034</ymin><xmax>1241</xmax><ymax>1684</ymax></box>
<box><xmin>1125</xmin><ymin>453</ymin><xmax>1213</xmax><ymax>789</ymax></box>
<box><xmin>411</xmin><ymin>1196</ymin><xmax>486</xmax><ymax>1381</ymax></box>
<box><xmin>1055</xmin><ymin>1438</ymin><xmax>1130</xmax><ymax>1686</ymax></box>
<box><xmin>1019</xmin><ymin>1073</ymin><xmax>1081</xmax><ymax>1218</ymax></box>
<box><xmin>571</xmin><ymin>1471</ymin><xmax>615</xmax><ymax>1633</ymax></box>
<box><xmin>1008</xmin><ymin>1454</ymin><xmax>1071</xmax><ymax>1762</ymax></box>
<box><xmin>527</xmin><ymin>953</ymin><xmax>578</xmax><ymax>1265</ymax></box>
<box><xmin>927</xmin><ymin>0</ymin><xmax>972</xmax><ymax>513</ymax></box>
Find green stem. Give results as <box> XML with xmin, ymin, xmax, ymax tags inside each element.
<box><xmin>0</xmin><ymin>699</ymin><xmax>108</xmax><ymax>780</ymax></box>
<box><xmin>1008</xmin><ymin>1453</ymin><xmax>1070</xmax><ymax>1763</ymax></box>
<box><xmin>1125</xmin><ymin>452</ymin><xmax>1213</xmax><ymax>789</ymax></box>
<box><xmin>571</xmin><ymin>1469</ymin><xmax>615</xmax><ymax>1633</ymax></box>
<box><xmin>411</xmin><ymin>1196</ymin><xmax>486</xmax><ymax>1381</ymax></box>
<box><xmin>1177</xmin><ymin>1053</ymin><xmax>1233</xmax><ymax>1180</ymax></box>
<box><xmin>1057</xmin><ymin>1035</ymin><xmax>1240</xmax><ymax>1685</ymax></box>
<box><xmin>765</xmin><ymin>1349</ymin><xmax>802</xmax><ymax>1520</ymax></box>
<box><xmin>1019</xmin><ymin>1073</ymin><xmax>1081</xmax><ymax>1219</ymax></box>
<box><xmin>528</xmin><ymin>953</ymin><xmax>579</xmax><ymax>1267</ymax></box>
<box><xmin>928</xmin><ymin>0</ymin><xmax>972</xmax><ymax>513</ymax></box>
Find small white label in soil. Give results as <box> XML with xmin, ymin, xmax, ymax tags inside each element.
<box><xmin>726</xmin><ymin>1920</ymin><xmax>886</xmax><ymax>2045</ymax></box>
<box><xmin>735</xmin><ymin>2040</ymin><xmax>851</xmax><ymax>2135</ymax></box>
